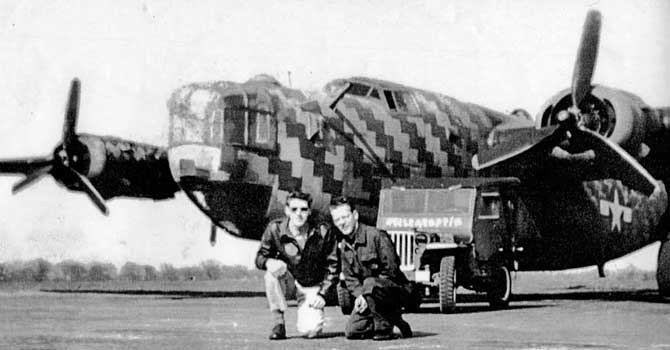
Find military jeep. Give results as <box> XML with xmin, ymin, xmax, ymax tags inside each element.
<box><xmin>377</xmin><ymin>177</ymin><xmax>521</xmax><ymax>313</ymax></box>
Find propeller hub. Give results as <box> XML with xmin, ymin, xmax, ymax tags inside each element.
<box><xmin>57</xmin><ymin>148</ymin><xmax>70</xmax><ymax>166</ymax></box>
<box><xmin>557</xmin><ymin>109</ymin><xmax>579</xmax><ymax>128</ymax></box>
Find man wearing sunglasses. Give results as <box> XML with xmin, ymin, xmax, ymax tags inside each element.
<box><xmin>255</xmin><ymin>190</ymin><xmax>335</xmax><ymax>340</ymax></box>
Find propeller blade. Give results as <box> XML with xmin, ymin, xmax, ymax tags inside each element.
<box><xmin>11</xmin><ymin>165</ymin><xmax>53</xmax><ymax>194</ymax></box>
<box><xmin>570</xmin><ymin>128</ymin><xmax>658</xmax><ymax>196</ymax></box>
<box><xmin>571</xmin><ymin>10</ymin><xmax>601</xmax><ymax>108</ymax></box>
<box><xmin>0</xmin><ymin>156</ymin><xmax>53</xmax><ymax>175</ymax></box>
<box><xmin>65</xmin><ymin>167</ymin><xmax>109</xmax><ymax>215</ymax></box>
<box><xmin>63</xmin><ymin>78</ymin><xmax>81</xmax><ymax>153</ymax></box>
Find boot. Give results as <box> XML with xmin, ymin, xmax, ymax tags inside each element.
<box><xmin>268</xmin><ymin>324</ymin><xmax>286</xmax><ymax>340</ymax></box>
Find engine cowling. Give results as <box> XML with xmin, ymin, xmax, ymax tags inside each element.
<box><xmin>537</xmin><ymin>85</ymin><xmax>660</xmax><ymax>157</ymax></box>
<box><xmin>68</xmin><ymin>134</ymin><xmax>179</xmax><ymax>200</ymax></box>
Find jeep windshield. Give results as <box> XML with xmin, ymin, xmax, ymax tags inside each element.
<box><xmin>376</xmin><ymin>188</ymin><xmax>476</xmax><ymax>232</ymax></box>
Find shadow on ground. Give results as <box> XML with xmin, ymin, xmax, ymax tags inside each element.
<box><xmin>287</xmin><ymin>332</ymin><xmax>345</xmax><ymax>340</ymax></box>
<box><xmin>41</xmin><ymin>288</ymin><xmax>669</xmax><ymax>305</ymax></box>
<box><xmin>513</xmin><ymin>289</ymin><xmax>669</xmax><ymax>304</ymax></box>
<box><xmin>284</xmin><ymin>331</ymin><xmax>436</xmax><ymax>340</ymax></box>
<box><xmin>41</xmin><ymin>289</ymin><xmax>265</xmax><ymax>298</ymax></box>
<box><xmin>414</xmin><ymin>303</ymin><xmax>553</xmax><ymax>315</ymax></box>
<box><xmin>408</xmin><ymin>289</ymin><xmax>668</xmax><ymax>314</ymax></box>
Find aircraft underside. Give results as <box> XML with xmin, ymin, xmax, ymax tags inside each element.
<box><xmin>513</xmin><ymin>178</ymin><xmax>667</xmax><ymax>271</ymax></box>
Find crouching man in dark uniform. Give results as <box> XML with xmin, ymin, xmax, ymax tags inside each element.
<box><xmin>255</xmin><ymin>191</ymin><xmax>335</xmax><ymax>340</ymax></box>
<box><xmin>322</xmin><ymin>196</ymin><xmax>413</xmax><ymax>340</ymax></box>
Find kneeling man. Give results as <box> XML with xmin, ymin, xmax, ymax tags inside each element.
<box><xmin>255</xmin><ymin>191</ymin><xmax>335</xmax><ymax>340</ymax></box>
<box><xmin>324</xmin><ymin>196</ymin><xmax>413</xmax><ymax>340</ymax></box>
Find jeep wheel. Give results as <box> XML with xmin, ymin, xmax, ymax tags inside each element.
<box><xmin>487</xmin><ymin>265</ymin><xmax>511</xmax><ymax>308</ymax></box>
<box><xmin>337</xmin><ymin>281</ymin><xmax>354</xmax><ymax>315</ymax></box>
<box><xmin>439</xmin><ymin>256</ymin><xmax>456</xmax><ymax>313</ymax></box>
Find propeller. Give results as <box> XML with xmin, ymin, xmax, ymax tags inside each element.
<box><xmin>473</xmin><ymin>10</ymin><xmax>658</xmax><ymax>196</ymax></box>
<box><xmin>571</xmin><ymin>10</ymin><xmax>601</xmax><ymax>116</ymax></box>
<box><xmin>0</xmin><ymin>78</ymin><xmax>109</xmax><ymax>215</ymax></box>
<box><xmin>475</xmin><ymin>11</ymin><xmax>602</xmax><ymax>165</ymax></box>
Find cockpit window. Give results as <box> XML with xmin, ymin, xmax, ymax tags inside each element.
<box><xmin>369</xmin><ymin>89</ymin><xmax>380</xmax><ymax>99</ymax></box>
<box><xmin>393</xmin><ymin>91</ymin><xmax>407</xmax><ymax>111</ymax></box>
<box><xmin>349</xmin><ymin>82</ymin><xmax>371</xmax><ymax>96</ymax></box>
<box><xmin>386</xmin><ymin>91</ymin><xmax>419</xmax><ymax>113</ymax></box>
<box><xmin>383</xmin><ymin>90</ymin><xmax>396</xmax><ymax>110</ymax></box>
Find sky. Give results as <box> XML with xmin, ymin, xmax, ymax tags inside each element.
<box><xmin>0</xmin><ymin>0</ymin><xmax>668</xmax><ymax>269</ymax></box>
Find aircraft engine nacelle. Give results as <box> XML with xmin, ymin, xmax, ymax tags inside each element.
<box><xmin>0</xmin><ymin>78</ymin><xmax>180</xmax><ymax>215</ymax></box>
<box><xmin>63</xmin><ymin>134</ymin><xmax>179</xmax><ymax>201</ymax></box>
<box><xmin>537</xmin><ymin>85</ymin><xmax>664</xmax><ymax>158</ymax></box>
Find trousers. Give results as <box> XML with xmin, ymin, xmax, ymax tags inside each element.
<box><xmin>345</xmin><ymin>277</ymin><xmax>409</xmax><ymax>338</ymax></box>
<box><xmin>264</xmin><ymin>271</ymin><xmax>324</xmax><ymax>335</ymax></box>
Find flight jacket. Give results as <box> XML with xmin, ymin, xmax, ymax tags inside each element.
<box><xmin>320</xmin><ymin>222</ymin><xmax>409</xmax><ymax>298</ymax></box>
<box><xmin>255</xmin><ymin>217</ymin><xmax>335</xmax><ymax>288</ymax></box>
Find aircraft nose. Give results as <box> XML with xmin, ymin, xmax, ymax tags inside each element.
<box><xmin>167</xmin><ymin>144</ymin><xmax>230</xmax><ymax>183</ymax></box>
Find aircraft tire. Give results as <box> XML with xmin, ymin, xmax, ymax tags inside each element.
<box><xmin>337</xmin><ymin>281</ymin><xmax>354</xmax><ymax>315</ymax></box>
<box><xmin>439</xmin><ymin>256</ymin><xmax>456</xmax><ymax>313</ymax></box>
<box><xmin>657</xmin><ymin>239</ymin><xmax>670</xmax><ymax>297</ymax></box>
<box><xmin>487</xmin><ymin>265</ymin><xmax>511</xmax><ymax>308</ymax></box>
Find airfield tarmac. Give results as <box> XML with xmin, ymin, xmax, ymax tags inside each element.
<box><xmin>2</xmin><ymin>287</ymin><xmax>670</xmax><ymax>350</ymax></box>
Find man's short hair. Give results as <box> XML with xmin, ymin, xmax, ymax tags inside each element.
<box><xmin>329</xmin><ymin>196</ymin><xmax>355</xmax><ymax>211</ymax></box>
<box><xmin>286</xmin><ymin>190</ymin><xmax>312</xmax><ymax>206</ymax></box>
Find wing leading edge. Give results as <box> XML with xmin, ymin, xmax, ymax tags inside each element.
<box><xmin>472</xmin><ymin>124</ymin><xmax>658</xmax><ymax>196</ymax></box>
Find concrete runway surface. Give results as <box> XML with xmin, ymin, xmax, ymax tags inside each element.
<box><xmin>1</xmin><ymin>290</ymin><xmax>670</xmax><ymax>350</ymax></box>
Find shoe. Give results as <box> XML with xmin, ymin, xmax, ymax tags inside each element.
<box><xmin>345</xmin><ymin>332</ymin><xmax>374</xmax><ymax>340</ymax></box>
<box><xmin>305</xmin><ymin>329</ymin><xmax>322</xmax><ymax>339</ymax></box>
<box><xmin>268</xmin><ymin>324</ymin><xmax>286</xmax><ymax>340</ymax></box>
<box><xmin>373</xmin><ymin>332</ymin><xmax>399</xmax><ymax>341</ymax></box>
<box><xmin>396</xmin><ymin>319</ymin><xmax>413</xmax><ymax>338</ymax></box>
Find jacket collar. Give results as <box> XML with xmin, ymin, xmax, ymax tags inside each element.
<box><xmin>278</xmin><ymin>217</ymin><xmax>315</xmax><ymax>239</ymax></box>
<box><xmin>352</xmin><ymin>223</ymin><xmax>366</xmax><ymax>245</ymax></box>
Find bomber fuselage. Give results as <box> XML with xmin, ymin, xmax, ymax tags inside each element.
<box><xmin>164</xmin><ymin>75</ymin><xmax>667</xmax><ymax>271</ymax></box>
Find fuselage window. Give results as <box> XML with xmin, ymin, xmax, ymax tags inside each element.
<box><xmin>383</xmin><ymin>90</ymin><xmax>396</xmax><ymax>110</ymax></box>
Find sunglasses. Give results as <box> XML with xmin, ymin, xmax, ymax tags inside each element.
<box><xmin>289</xmin><ymin>206</ymin><xmax>310</xmax><ymax>213</ymax></box>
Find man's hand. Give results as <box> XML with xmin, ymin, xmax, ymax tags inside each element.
<box><xmin>265</xmin><ymin>258</ymin><xmax>287</xmax><ymax>277</ymax></box>
<box><xmin>353</xmin><ymin>295</ymin><xmax>368</xmax><ymax>314</ymax></box>
<box><xmin>307</xmin><ymin>294</ymin><xmax>326</xmax><ymax>309</ymax></box>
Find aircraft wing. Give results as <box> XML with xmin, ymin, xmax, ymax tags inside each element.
<box><xmin>472</xmin><ymin>124</ymin><xmax>659</xmax><ymax>196</ymax></box>
<box><xmin>473</xmin><ymin>10</ymin><xmax>658</xmax><ymax>197</ymax></box>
